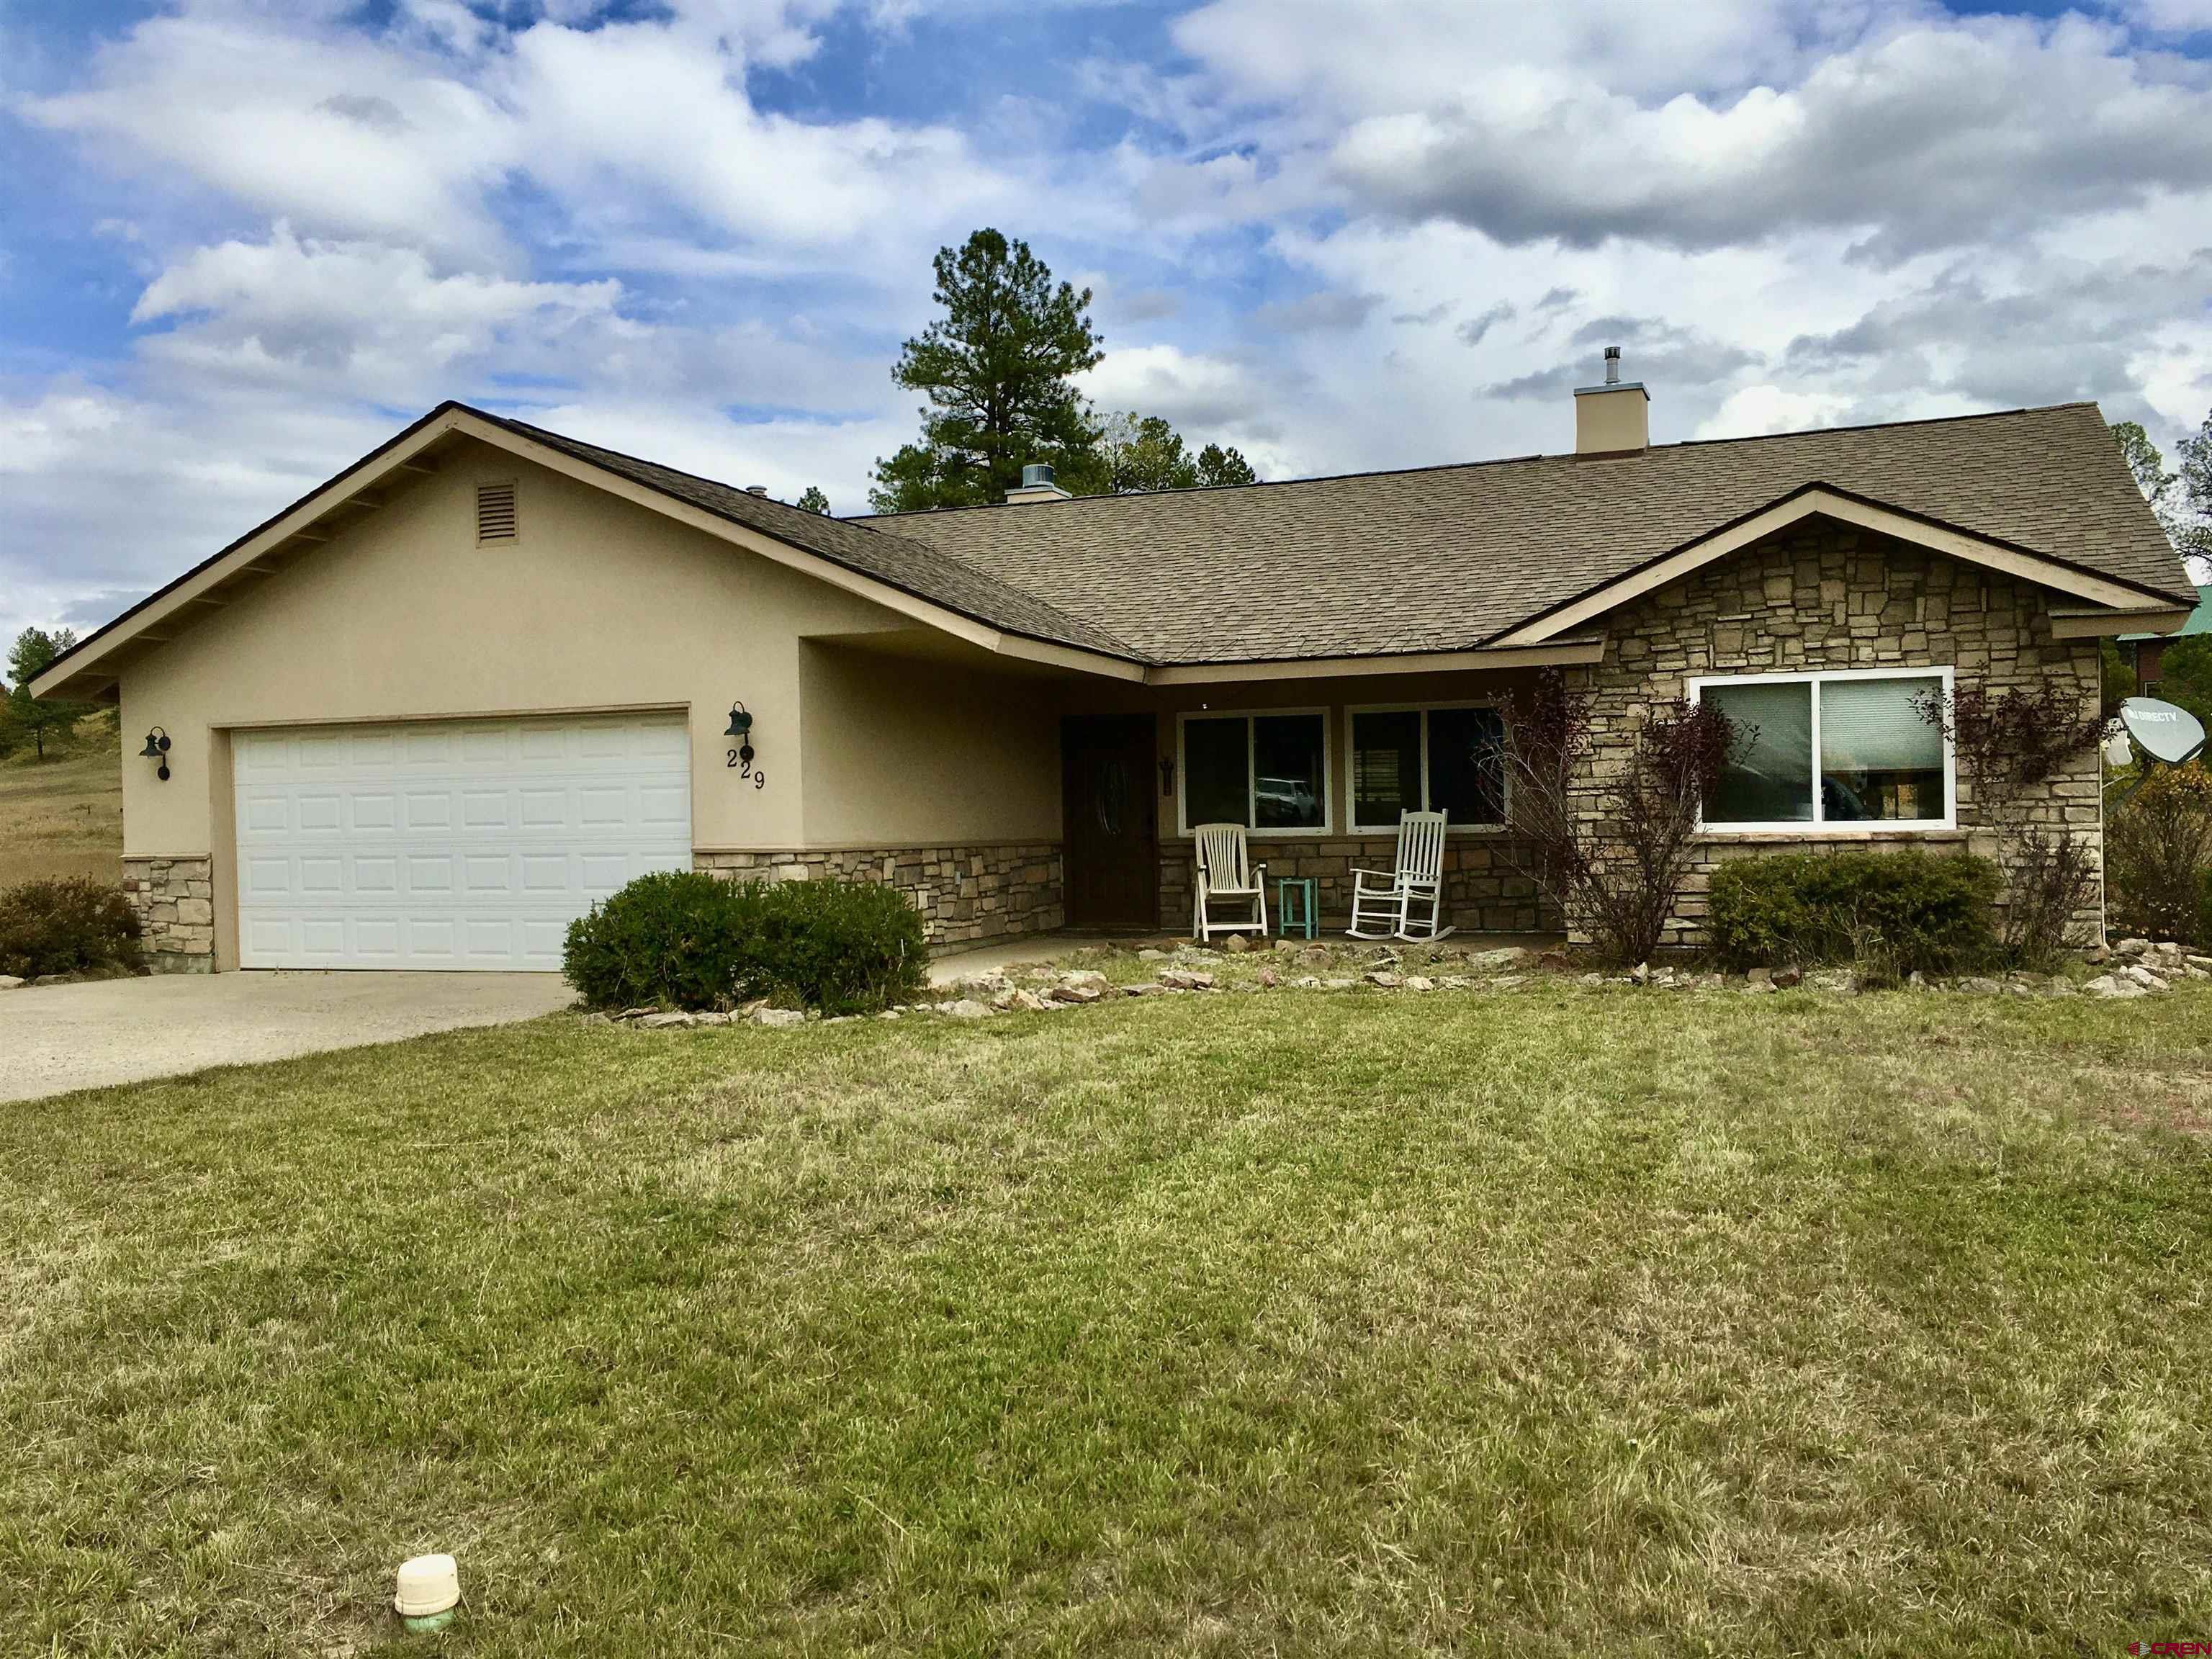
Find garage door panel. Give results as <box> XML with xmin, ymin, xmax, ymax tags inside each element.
<box><xmin>236</xmin><ymin>714</ymin><xmax>691</xmax><ymax>971</ymax></box>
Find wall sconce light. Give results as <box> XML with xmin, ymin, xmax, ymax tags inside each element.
<box><xmin>1159</xmin><ymin>756</ymin><xmax>1175</xmax><ymax>797</ymax></box>
<box><xmin>723</xmin><ymin>701</ymin><xmax>755</xmax><ymax>766</ymax></box>
<box><xmin>139</xmin><ymin>727</ymin><xmax>172</xmax><ymax>782</ymax></box>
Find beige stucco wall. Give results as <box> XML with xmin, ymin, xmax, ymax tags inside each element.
<box><xmin>796</xmin><ymin>642</ymin><xmax>1061</xmax><ymax>847</ymax></box>
<box><xmin>114</xmin><ymin>439</ymin><xmax>1055</xmax><ymax>866</ymax></box>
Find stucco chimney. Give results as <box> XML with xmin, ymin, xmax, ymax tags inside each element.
<box><xmin>1004</xmin><ymin>462</ymin><xmax>1072</xmax><ymax>505</ymax></box>
<box><xmin>1574</xmin><ymin>346</ymin><xmax>1649</xmax><ymax>455</ymax></box>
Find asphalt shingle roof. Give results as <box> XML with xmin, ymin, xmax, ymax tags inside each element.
<box><xmin>858</xmin><ymin>400</ymin><xmax>2191</xmax><ymax>665</ymax></box>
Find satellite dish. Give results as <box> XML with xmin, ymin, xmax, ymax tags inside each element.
<box><xmin>2120</xmin><ymin>697</ymin><xmax>2208</xmax><ymax>767</ymax></box>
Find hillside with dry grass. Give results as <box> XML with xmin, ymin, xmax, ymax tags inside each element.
<box><xmin>0</xmin><ymin>714</ymin><xmax>122</xmax><ymax>888</ymax></box>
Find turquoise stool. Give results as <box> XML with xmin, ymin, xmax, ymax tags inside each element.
<box><xmin>1274</xmin><ymin>876</ymin><xmax>1318</xmax><ymax>940</ymax></box>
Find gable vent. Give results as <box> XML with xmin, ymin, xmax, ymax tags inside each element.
<box><xmin>475</xmin><ymin>481</ymin><xmax>518</xmax><ymax>542</ymax></box>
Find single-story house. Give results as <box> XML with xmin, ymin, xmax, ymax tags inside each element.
<box><xmin>31</xmin><ymin>360</ymin><xmax>2192</xmax><ymax>972</ymax></box>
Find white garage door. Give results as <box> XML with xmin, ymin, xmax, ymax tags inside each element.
<box><xmin>235</xmin><ymin>714</ymin><xmax>691</xmax><ymax>970</ymax></box>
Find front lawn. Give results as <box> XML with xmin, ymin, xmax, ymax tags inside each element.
<box><xmin>3</xmin><ymin>986</ymin><xmax>2210</xmax><ymax>1655</ymax></box>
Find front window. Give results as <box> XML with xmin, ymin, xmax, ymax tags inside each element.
<box><xmin>1349</xmin><ymin>705</ymin><xmax>1505</xmax><ymax>830</ymax></box>
<box><xmin>1180</xmin><ymin>711</ymin><xmax>1328</xmax><ymax>832</ymax></box>
<box><xmin>1694</xmin><ymin>670</ymin><xmax>1950</xmax><ymax>830</ymax></box>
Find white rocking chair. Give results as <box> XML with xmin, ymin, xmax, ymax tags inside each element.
<box><xmin>1192</xmin><ymin>822</ymin><xmax>1269</xmax><ymax>943</ymax></box>
<box><xmin>1348</xmin><ymin>810</ymin><xmax>1451</xmax><ymax>942</ymax></box>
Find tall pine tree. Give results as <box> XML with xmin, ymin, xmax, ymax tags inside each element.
<box><xmin>869</xmin><ymin>230</ymin><xmax>1102</xmax><ymax>512</ymax></box>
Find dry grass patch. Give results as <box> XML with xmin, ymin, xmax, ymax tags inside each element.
<box><xmin>0</xmin><ymin>716</ymin><xmax>122</xmax><ymax>888</ymax></box>
<box><xmin>1</xmin><ymin>986</ymin><xmax>2209</xmax><ymax>1655</ymax></box>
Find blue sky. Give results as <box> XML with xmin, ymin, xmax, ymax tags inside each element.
<box><xmin>3</xmin><ymin>0</ymin><xmax>2210</xmax><ymax>648</ymax></box>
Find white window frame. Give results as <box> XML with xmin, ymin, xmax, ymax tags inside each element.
<box><xmin>1344</xmin><ymin>701</ymin><xmax>1509</xmax><ymax>832</ymax></box>
<box><xmin>1686</xmin><ymin>665</ymin><xmax>1956</xmax><ymax>835</ymax></box>
<box><xmin>1175</xmin><ymin>707</ymin><xmax>1334</xmax><ymax>837</ymax></box>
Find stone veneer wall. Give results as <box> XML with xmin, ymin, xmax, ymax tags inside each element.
<box><xmin>120</xmin><ymin>855</ymin><xmax>216</xmax><ymax>974</ymax></box>
<box><xmin>1159</xmin><ymin>835</ymin><xmax>1555</xmax><ymax>935</ymax></box>
<box><xmin>695</xmin><ymin>843</ymin><xmax>1063</xmax><ymax>948</ymax></box>
<box><xmin>1574</xmin><ymin>519</ymin><xmax>2105</xmax><ymax>950</ymax></box>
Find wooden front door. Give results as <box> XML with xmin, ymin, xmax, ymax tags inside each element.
<box><xmin>1062</xmin><ymin>715</ymin><xmax>1159</xmax><ymax>930</ymax></box>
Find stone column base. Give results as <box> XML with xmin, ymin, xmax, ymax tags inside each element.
<box><xmin>121</xmin><ymin>855</ymin><xmax>217</xmax><ymax>974</ymax></box>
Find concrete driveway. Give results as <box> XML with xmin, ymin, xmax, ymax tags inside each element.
<box><xmin>0</xmin><ymin>971</ymin><xmax>576</xmax><ymax>1102</ymax></box>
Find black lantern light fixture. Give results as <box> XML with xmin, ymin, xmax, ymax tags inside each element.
<box><xmin>1159</xmin><ymin>755</ymin><xmax>1175</xmax><ymax>797</ymax></box>
<box><xmin>724</xmin><ymin>701</ymin><xmax>755</xmax><ymax>767</ymax></box>
<box><xmin>139</xmin><ymin>727</ymin><xmax>172</xmax><ymax>781</ymax></box>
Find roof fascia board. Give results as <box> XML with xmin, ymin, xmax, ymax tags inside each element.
<box><xmin>1489</xmin><ymin>487</ymin><xmax>2178</xmax><ymax>648</ymax></box>
<box><xmin>2047</xmin><ymin>606</ymin><xmax>2194</xmax><ymax>639</ymax></box>
<box><xmin>33</xmin><ymin>408</ymin><xmax>1148</xmax><ymax>700</ymax></box>
<box><xmin>442</xmin><ymin>414</ymin><xmax>1146</xmax><ymax>682</ymax></box>
<box><xmin>30</xmin><ymin>412</ymin><xmax>464</xmax><ymax>700</ymax></box>
<box><xmin>1146</xmin><ymin>638</ymin><xmax>1606</xmax><ymax>685</ymax></box>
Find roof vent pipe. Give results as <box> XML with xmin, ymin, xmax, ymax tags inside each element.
<box><xmin>745</xmin><ymin>485</ymin><xmax>768</xmax><ymax>497</ymax></box>
<box><xmin>1604</xmin><ymin>346</ymin><xmax>1621</xmax><ymax>386</ymax></box>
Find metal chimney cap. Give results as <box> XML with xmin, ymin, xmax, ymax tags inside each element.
<box><xmin>1020</xmin><ymin>462</ymin><xmax>1056</xmax><ymax>489</ymax></box>
<box><xmin>745</xmin><ymin>485</ymin><xmax>768</xmax><ymax>496</ymax></box>
<box><xmin>1603</xmin><ymin>346</ymin><xmax>1622</xmax><ymax>385</ymax></box>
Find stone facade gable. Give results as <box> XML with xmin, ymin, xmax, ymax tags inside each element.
<box><xmin>1572</xmin><ymin>516</ymin><xmax>2104</xmax><ymax>948</ymax></box>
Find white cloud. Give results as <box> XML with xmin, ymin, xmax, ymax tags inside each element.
<box><xmin>4</xmin><ymin>0</ymin><xmax>2211</xmax><ymax>652</ymax></box>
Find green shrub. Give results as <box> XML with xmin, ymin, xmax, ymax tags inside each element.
<box><xmin>0</xmin><ymin>877</ymin><xmax>143</xmax><ymax>979</ymax></box>
<box><xmin>562</xmin><ymin>870</ymin><xmax>755</xmax><ymax>1011</ymax></box>
<box><xmin>1708</xmin><ymin>849</ymin><xmax>1999</xmax><ymax>976</ymax></box>
<box><xmin>747</xmin><ymin>878</ymin><xmax>928</xmax><ymax>1016</ymax></box>
<box><xmin>563</xmin><ymin>871</ymin><xmax>927</xmax><ymax>1015</ymax></box>
<box><xmin>2108</xmin><ymin>766</ymin><xmax>2212</xmax><ymax>944</ymax></box>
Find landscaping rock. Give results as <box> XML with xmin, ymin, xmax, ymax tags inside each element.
<box><xmin>2114</xmin><ymin>938</ymin><xmax>2152</xmax><ymax>960</ymax></box>
<box><xmin>1138</xmin><ymin>948</ymin><xmax>1168</xmax><ymax>961</ymax></box>
<box><xmin>638</xmin><ymin>1011</ymin><xmax>698</xmax><ymax>1029</ymax></box>
<box><xmin>1048</xmin><ymin>981</ymin><xmax>1105</xmax><ymax>1004</ymax></box>
<box><xmin>1629</xmin><ymin>962</ymin><xmax>1652</xmax><ymax>984</ymax></box>
<box><xmin>1365</xmin><ymin>971</ymin><xmax>1403</xmax><ymax>988</ymax></box>
<box><xmin>1439</xmin><ymin>975</ymin><xmax>1473</xmax><ymax>989</ymax></box>
<box><xmin>1745</xmin><ymin>967</ymin><xmax>1773</xmax><ymax>988</ymax></box>
<box><xmin>0</xmin><ymin>976</ymin><xmax>24</xmax><ymax>992</ymax></box>
<box><xmin>940</xmin><ymin>999</ymin><xmax>992</xmax><ymax>1020</ymax></box>
<box><xmin>1292</xmin><ymin>976</ymin><xmax>1321</xmax><ymax>989</ymax></box>
<box><xmin>1256</xmin><ymin>968</ymin><xmax>1280</xmax><ymax>988</ymax></box>
<box><xmin>2122</xmin><ymin>965</ymin><xmax>2170</xmax><ymax>992</ymax></box>
<box><xmin>1773</xmin><ymin>966</ymin><xmax>1804</xmax><ymax>989</ymax></box>
<box><xmin>751</xmin><ymin>1007</ymin><xmax>806</xmax><ymax>1028</ymax></box>
<box><xmin>1123</xmin><ymin>982</ymin><xmax>1167</xmax><ymax>997</ymax></box>
<box><xmin>1578</xmin><ymin>972</ymin><xmax>1604</xmax><ymax>986</ymax></box>
<box><xmin>1466</xmin><ymin>947</ymin><xmax>1528</xmax><ymax>971</ymax></box>
<box><xmin>1323</xmin><ymin>977</ymin><xmax>1355</xmax><ymax>990</ymax></box>
<box><xmin>2082</xmin><ymin>974</ymin><xmax>2147</xmax><ymax>1000</ymax></box>
<box><xmin>1403</xmin><ymin>975</ymin><xmax>1434</xmax><ymax>992</ymax></box>
<box><xmin>1742</xmin><ymin>978</ymin><xmax>1775</xmax><ymax>994</ymax></box>
<box><xmin>1159</xmin><ymin>968</ymin><xmax>1215</xmax><ymax>990</ymax></box>
<box><xmin>1223</xmin><ymin>935</ymin><xmax>1250</xmax><ymax>953</ymax></box>
<box><xmin>1961</xmin><ymin>977</ymin><xmax>2004</xmax><ymax>996</ymax></box>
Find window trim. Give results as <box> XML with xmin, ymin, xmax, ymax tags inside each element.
<box><xmin>1343</xmin><ymin>700</ymin><xmax>1510</xmax><ymax>833</ymax></box>
<box><xmin>1174</xmin><ymin>707</ymin><xmax>1334</xmax><ymax>837</ymax></box>
<box><xmin>1686</xmin><ymin>665</ymin><xmax>1956</xmax><ymax>835</ymax></box>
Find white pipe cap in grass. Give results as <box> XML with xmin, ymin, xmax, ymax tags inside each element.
<box><xmin>395</xmin><ymin>1553</ymin><xmax>460</xmax><ymax>1618</ymax></box>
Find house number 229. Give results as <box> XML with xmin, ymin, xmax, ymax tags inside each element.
<box><xmin>728</xmin><ymin>751</ymin><xmax>767</xmax><ymax>788</ymax></box>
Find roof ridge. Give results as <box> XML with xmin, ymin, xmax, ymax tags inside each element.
<box><xmin>854</xmin><ymin>401</ymin><xmax>2099</xmax><ymax>522</ymax></box>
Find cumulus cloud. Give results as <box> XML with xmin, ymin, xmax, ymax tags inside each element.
<box><xmin>3</xmin><ymin>0</ymin><xmax>2210</xmax><ymax>649</ymax></box>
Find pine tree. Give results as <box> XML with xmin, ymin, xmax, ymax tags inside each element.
<box><xmin>869</xmin><ymin>230</ymin><xmax>1102</xmax><ymax>513</ymax></box>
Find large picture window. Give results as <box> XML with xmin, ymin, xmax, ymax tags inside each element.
<box><xmin>1691</xmin><ymin>669</ymin><xmax>1952</xmax><ymax>831</ymax></box>
<box><xmin>1348</xmin><ymin>704</ymin><xmax>1506</xmax><ymax>830</ymax></box>
<box><xmin>1178</xmin><ymin>711</ymin><xmax>1329</xmax><ymax>833</ymax></box>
